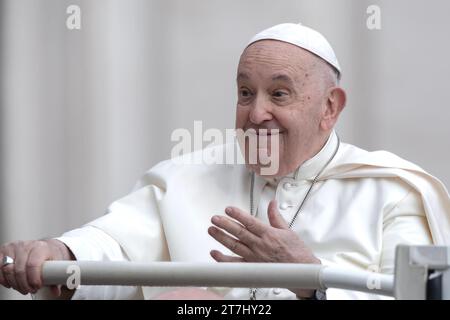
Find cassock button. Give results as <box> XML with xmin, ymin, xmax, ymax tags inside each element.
<box><xmin>283</xmin><ymin>182</ymin><xmax>298</xmax><ymax>190</ymax></box>
<box><xmin>273</xmin><ymin>288</ymin><xmax>281</xmax><ymax>295</ymax></box>
<box><xmin>283</xmin><ymin>182</ymin><xmax>292</xmax><ymax>189</ymax></box>
<box><xmin>279</xmin><ymin>202</ymin><xmax>289</xmax><ymax>210</ymax></box>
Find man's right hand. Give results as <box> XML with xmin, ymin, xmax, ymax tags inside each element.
<box><xmin>0</xmin><ymin>239</ymin><xmax>75</xmax><ymax>296</ymax></box>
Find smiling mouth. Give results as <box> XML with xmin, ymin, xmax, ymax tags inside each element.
<box><xmin>258</xmin><ymin>132</ymin><xmax>281</xmax><ymax>136</ymax></box>
<box><xmin>248</xmin><ymin>130</ymin><xmax>284</xmax><ymax>136</ymax></box>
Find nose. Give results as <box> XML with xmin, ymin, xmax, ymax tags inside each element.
<box><xmin>249</xmin><ymin>96</ymin><xmax>273</xmax><ymax>125</ymax></box>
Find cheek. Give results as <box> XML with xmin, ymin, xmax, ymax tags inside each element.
<box><xmin>274</xmin><ymin>110</ymin><xmax>311</xmax><ymax>149</ymax></box>
<box><xmin>235</xmin><ymin>106</ymin><xmax>249</xmax><ymax>128</ymax></box>
<box><xmin>272</xmin><ymin>108</ymin><xmax>303</xmax><ymax>132</ymax></box>
<box><xmin>278</xmin><ymin>103</ymin><xmax>320</xmax><ymax>133</ymax></box>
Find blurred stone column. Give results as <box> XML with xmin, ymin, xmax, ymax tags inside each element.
<box><xmin>0</xmin><ymin>0</ymin><xmax>166</xmax><ymax>299</ymax></box>
<box><xmin>0</xmin><ymin>0</ymin><xmax>67</xmax><ymax>299</ymax></box>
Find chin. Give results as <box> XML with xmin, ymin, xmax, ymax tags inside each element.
<box><xmin>246</xmin><ymin>163</ymin><xmax>286</xmax><ymax>177</ymax></box>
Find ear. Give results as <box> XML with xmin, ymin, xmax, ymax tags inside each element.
<box><xmin>267</xmin><ymin>200</ymin><xmax>289</xmax><ymax>229</ymax></box>
<box><xmin>320</xmin><ymin>87</ymin><xmax>346</xmax><ymax>131</ymax></box>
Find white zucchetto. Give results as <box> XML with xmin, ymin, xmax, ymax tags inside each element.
<box><xmin>247</xmin><ymin>23</ymin><xmax>341</xmax><ymax>77</ymax></box>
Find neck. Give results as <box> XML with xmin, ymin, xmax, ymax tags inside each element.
<box><xmin>261</xmin><ymin>130</ymin><xmax>339</xmax><ymax>183</ymax></box>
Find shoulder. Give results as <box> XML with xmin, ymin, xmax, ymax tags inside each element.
<box><xmin>133</xmin><ymin>143</ymin><xmax>246</xmax><ymax>190</ymax></box>
<box><xmin>334</xmin><ymin>142</ymin><xmax>426</xmax><ymax>173</ymax></box>
<box><xmin>326</xmin><ymin>141</ymin><xmax>428</xmax><ymax>209</ymax></box>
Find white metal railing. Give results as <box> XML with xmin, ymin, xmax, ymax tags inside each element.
<box><xmin>42</xmin><ymin>261</ymin><xmax>395</xmax><ymax>297</ymax></box>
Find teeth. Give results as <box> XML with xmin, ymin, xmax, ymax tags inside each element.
<box><xmin>244</xmin><ymin>130</ymin><xmax>282</xmax><ymax>136</ymax></box>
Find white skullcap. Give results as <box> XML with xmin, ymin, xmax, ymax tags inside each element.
<box><xmin>247</xmin><ymin>23</ymin><xmax>341</xmax><ymax>77</ymax></box>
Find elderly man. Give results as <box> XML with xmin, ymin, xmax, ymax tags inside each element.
<box><xmin>1</xmin><ymin>23</ymin><xmax>450</xmax><ymax>300</ymax></box>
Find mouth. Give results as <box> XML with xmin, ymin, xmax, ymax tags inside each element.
<box><xmin>257</xmin><ymin>132</ymin><xmax>282</xmax><ymax>136</ymax></box>
<box><xmin>245</xmin><ymin>129</ymin><xmax>284</xmax><ymax>136</ymax></box>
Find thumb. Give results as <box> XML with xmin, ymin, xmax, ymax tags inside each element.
<box><xmin>268</xmin><ymin>200</ymin><xmax>289</xmax><ymax>229</ymax></box>
<box><xmin>50</xmin><ymin>285</ymin><xmax>62</xmax><ymax>297</ymax></box>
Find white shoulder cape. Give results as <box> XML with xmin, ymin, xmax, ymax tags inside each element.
<box><xmin>89</xmin><ymin>142</ymin><xmax>450</xmax><ymax>266</ymax></box>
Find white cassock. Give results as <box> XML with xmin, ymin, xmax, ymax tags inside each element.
<box><xmin>46</xmin><ymin>131</ymin><xmax>450</xmax><ymax>300</ymax></box>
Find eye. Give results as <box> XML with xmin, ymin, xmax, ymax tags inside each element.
<box><xmin>273</xmin><ymin>90</ymin><xmax>288</xmax><ymax>98</ymax></box>
<box><xmin>239</xmin><ymin>87</ymin><xmax>253</xmax><ymax>98</ymax></box>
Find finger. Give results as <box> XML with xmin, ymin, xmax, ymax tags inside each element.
<box><xmin>211</xmin><ymin>215</ymin><xmax>259</xmax><ymax>246</ymax></box>
<box><xmin>224</xmin><ymin>207</ymin><xmax>267</xmax><ymax>236</ymax></box>
<box><xmin>208</xmin><ymin>226</ymin><xmax>253</xmax><ymax>259</ymax></box>
<box><xmin>50</xmin><ymin>285</ymin><xmax>62</xmax><ymax>297</ymax></box>
<box><xmin>2</xmin><ymin>251</ymin><xmax>18</xmax><ymax>292</ymax></box>
<box><xmin>267</xmin><ymin>200</ymin><xmax>289</xmax><ymax>229</ymax></box>
<box><xmin>210</xmin><ymin>250</ymin><xmax>245</xmax><ymax>263</ymax></box>
<box><xmin>27</xmin><ymin>245</ymin><xmax>52</xmax><ymax>291</ymax></box>
<box><xmin>2</xmin><ymin>265</ymin><xmax>16</xmax><ymax>290</ymax></box>
<box><xmin>0</xmin><ymin>252</ymin><xmax>9</xmax><ymax>288</ymax></box>
<box><xmin>14</xmin><ymin>247</ymin><xmax>35</xmax><ymax>294</ymax></box>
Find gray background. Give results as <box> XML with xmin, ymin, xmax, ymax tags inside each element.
<box><xmin>1</xmin><ymin>0</ymin><xmax>449</xmax><ymax>299</ymax></box>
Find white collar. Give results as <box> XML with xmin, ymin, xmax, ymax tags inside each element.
<box><xmin>262</xmin><ymin>130</ymin><xmax>339</xmax><ymax>186</ymax></box>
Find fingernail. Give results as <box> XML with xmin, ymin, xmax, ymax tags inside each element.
<box><xmin>211</xmin><ymin>216</ymin><xmax>220</xmax><ymax>223</ymax></box>
<box><xmin>225</xmin><ymin>207</ymin><xmax>232</xmax><ymax>214</ymax></box>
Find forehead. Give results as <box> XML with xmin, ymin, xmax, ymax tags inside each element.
<box><xmin>238</xmin><ymin>40</ymin><xmax>315</xmax><ymax>79</ymax></box>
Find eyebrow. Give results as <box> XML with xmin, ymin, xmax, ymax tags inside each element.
<box><xmin>237</xmin><ymin>72</ymin><xmax>250</xmax><ymax>81</ymax></box>
<box><xmin>237</xmin><ymin>72</ymin><xmax>295</xmax><ymax>85</ymax></box>
<box><xmin>271</xmin><ymin>74</ymin><xmax>295</xmax><ymax>86</ymax></box>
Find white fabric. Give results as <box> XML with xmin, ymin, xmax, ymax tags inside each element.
<box><xmin>50</xmin><ymin>130</ymin><xmax>450</xmax><ymax>300</ymax></box>
<box><xmin>56</xmin><ymin>226</ymin><xmax>141</xmax><ymax>300</ymax></box>
<box><xmin>247</xmin><ymin>23</ymin><xmax>341</xmax><ymax>76</ymax></box>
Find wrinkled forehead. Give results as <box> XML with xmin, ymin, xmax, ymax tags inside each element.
<box><xmin>238</xmin><ymin>40</ymin><xmax>319</xmax><ymax>77</ymax></box>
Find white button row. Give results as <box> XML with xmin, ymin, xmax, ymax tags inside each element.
<box><xmin>283</xmin><ymin>182</ymin><xmax>298</xmax><ymax>190</ymax></box>
<box><xmin>279</xmin><ymin>202</ymin><xmax>290</xmax><ymax>210</ymax></box>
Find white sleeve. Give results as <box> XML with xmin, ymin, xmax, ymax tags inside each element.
<box><xmin>321</xmin><ymin>188</ymin><xmax>433</xmax><ymax>300</ymax></box>
<box><xmin>53</xmin><ymin>226</ymin><xmax>143</xmax><ymax>300</ymax></box>
<box><xmin>380</xmin><ymin>188</ymin><xmax>433</xmax><ymax>273</ymax></box>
